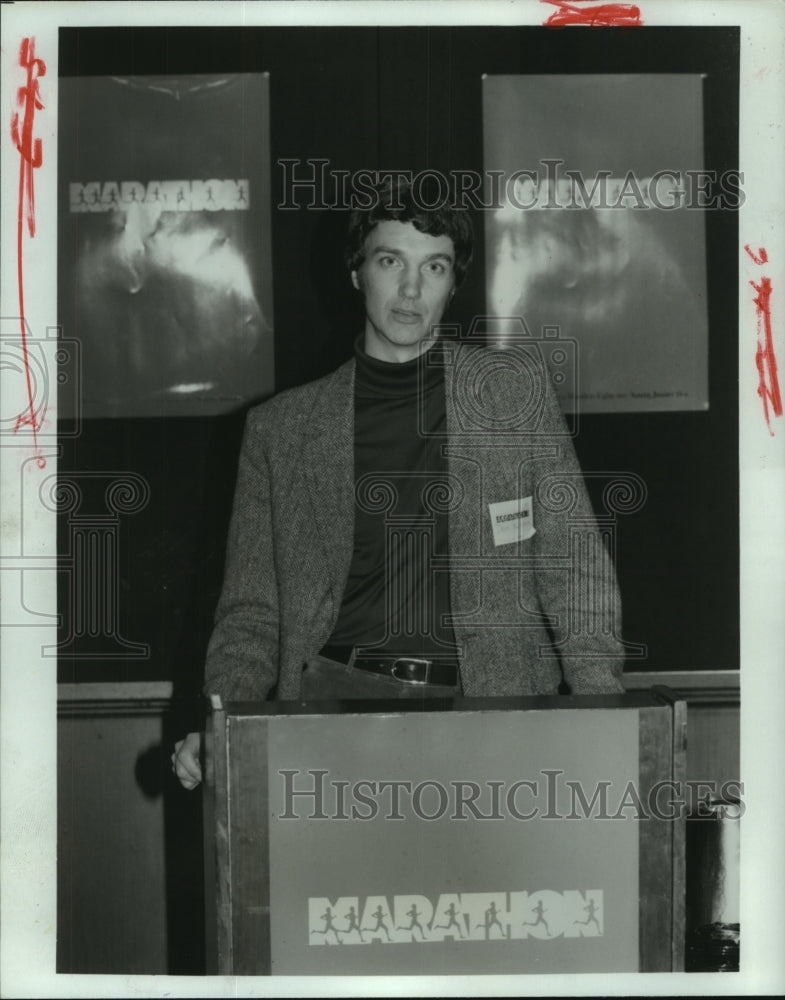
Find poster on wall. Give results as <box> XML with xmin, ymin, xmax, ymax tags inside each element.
<box><xmin>483</xmin><ymin>74</ymin><xmax>712</xmax><ymax>414</ymax></box>
<box><xmin>58</xmin><ymin>73</ymin><xmax>274</xmax><ymax>418</ymax></box>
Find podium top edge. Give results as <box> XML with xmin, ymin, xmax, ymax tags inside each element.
<box><xmin>213</xmin><ymin>690</ymin><xmax>679</xmax><ymax>718</ymax></box>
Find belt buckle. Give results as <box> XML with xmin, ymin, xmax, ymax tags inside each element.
<box><xmin>391</xmin><ymin>657</ymin><xmax>431</xmax><ymax>685</ymax></box>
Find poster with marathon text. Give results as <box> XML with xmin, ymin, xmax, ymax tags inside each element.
<box><xmin>483</xmin><ymin>74</ymin><xmax>711</xmax><ymax>414</ymax></box>
<box><xmin>58</xmin><ymin>73</ymin><xmax>274</xmax><ymax>418</ymax></box>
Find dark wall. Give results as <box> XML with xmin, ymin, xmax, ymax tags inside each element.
<box><xmin>58</xmin><ymin>25</ymin><xmax>739</xmax><ymax>688</ymax></box>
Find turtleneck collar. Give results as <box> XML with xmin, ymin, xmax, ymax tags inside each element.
<box><xmin>354</xmin><ymin>335</ymin><xmax>444</xmax><ymax>399</ymax></box>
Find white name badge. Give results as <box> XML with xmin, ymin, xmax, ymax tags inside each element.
<box><xmin>489</xmin><ymin>496</ymin><xmax>535</xmax><ymax>546</ymax></box>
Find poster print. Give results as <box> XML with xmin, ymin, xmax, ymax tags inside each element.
<box><xmin>483</xmin><ymin>74</ymin><xmax>711</xmax><ymax>413</ymax></box>
<box><xmin>58</xmin><ymin>73</ymin><xmax>274</xmax><ymax>418</ymax></box>
<box><xmin>0</xmin><ymin>3</ymin><xmax>784</xmax><ymax>999</ymax></box>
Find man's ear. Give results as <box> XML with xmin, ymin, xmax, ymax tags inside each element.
<box><xmin>351</xmin><ymin>270</ymin><xmax>360</xmax><ymax>291</ymax></box>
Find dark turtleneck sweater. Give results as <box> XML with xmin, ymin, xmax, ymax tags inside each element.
<box><xmin>326</xmin><ymin>338</ymin><xmax>457</xmax><ymax>659</ymax></box>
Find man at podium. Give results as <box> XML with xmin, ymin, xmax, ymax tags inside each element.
<box><xmin>173</xmin><ymin>177</ymin><xmax>625</xmax><ymax>789</ymax></box>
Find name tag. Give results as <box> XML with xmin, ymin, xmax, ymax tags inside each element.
<box><xmin>489</xmin><ymin>496</ymin><xmax>535</xmax><ymax>546</ymax></box>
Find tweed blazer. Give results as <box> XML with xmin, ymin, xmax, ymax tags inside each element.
<box><xmin>204</xmin><ymin>343</ymin><xmax>625</xmax><ymax>701</ymax></box>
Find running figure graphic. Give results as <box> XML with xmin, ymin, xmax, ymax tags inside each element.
<box><xmin>397</xmin><ymin>903</ymin><xmax>428</xmax><ymax>940</ymax></box>
<box><xmin>434</xmin><ymin>901</ymin><xmax>464</xmax><ymax>939</ymax></box>
<box><xmin>310</xmin><ymin>905</ymin><xmax>342</xmax><ymax>944</ymax></box>
<box><xmin>364</xmin><ymin>904</ymin><xmax>392</xmax><ymax>941</ymax></box>
<box><xmin>476</xmin><ymin>900</ymin><xmax>505</xmax><ymax>939</ymax></box>
<box><xmin>522</xmin><ymin>899</ymin><xmax>551</xmax><ymax>937</ymax></box>
<box><xmin>574</xmin><ymin>898</ymin><xmax>602</xmax><ymax>933</ymax></box>
<box><xmin>341</xmin><ymin>905</ymin><xmax>365</xmax><ymax>942</ymax></box>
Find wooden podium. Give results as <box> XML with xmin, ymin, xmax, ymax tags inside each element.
<box><xmin>204</xmin><ymin>690</ymin><xmax>686</xmax><ymax>976</ymax></box>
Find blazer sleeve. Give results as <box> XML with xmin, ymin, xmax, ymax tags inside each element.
<box><xmin>204</xmin><ymin>408</ymin><xmax>280</xmax><ymax>701</ymax></box>
<box><xmin>531</xmin><ymin>373</ymin><xmax>626</xmax><ymax>694</ymax></box>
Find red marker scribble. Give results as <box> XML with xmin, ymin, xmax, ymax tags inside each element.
<box><xmin>744</xmin><ymin>243</ymin><xmax>768</xmax><ymax>266</ymax></box>
<box><xmin>10</xmin><ymin>37</ymin><xmax>46</xmax><ymax>467</ymax></box>
<box><xmin>542</xmin><ymin>0</ymin><xmax>643</xmax><ymax>27</ymax></box>
<box><xmin>746</xmin><ymin>246</ymin><xmax>782</xmax><ymax>434</ymax></box>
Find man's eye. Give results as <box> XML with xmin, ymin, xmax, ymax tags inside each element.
<box><xmin>378</xmin><ymin>255</ymin><xmax>399</xmax><ymax>267</ymax></box>
<box><xmin>427</xmin><ymin>261</ymin><xmax>447</xmax><ymax>275</ymax></box>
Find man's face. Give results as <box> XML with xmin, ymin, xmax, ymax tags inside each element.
<box><xmin>352</xmin><ymin>219</ymin><xmax>456</xmax><ymax>363</ymax></box>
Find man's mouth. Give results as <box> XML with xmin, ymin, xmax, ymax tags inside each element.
<box><xmin>391</xmin><ymin>308</ymin><xmax>421</xmax><ymax>323</ymax></box>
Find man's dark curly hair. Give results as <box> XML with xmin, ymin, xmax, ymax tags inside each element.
<box><xmin>345</xmin><ymin>176</ymin><xmax>474</xmax><ymax>288</ymax></box>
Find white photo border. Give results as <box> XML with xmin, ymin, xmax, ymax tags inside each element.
<box><xmin>1</xmin><ymin>1</ymin><xmax>783</xmax><ymax>996</ymax></box>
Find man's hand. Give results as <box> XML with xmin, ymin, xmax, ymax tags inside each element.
<box><xmin>172</xmin><ymin>731</ymin><xmax>202</xmax><ymax>789</ymax></box>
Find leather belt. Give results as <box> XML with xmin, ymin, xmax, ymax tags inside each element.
<box><xmin>319</xmin><ymin>645</ymin><xmax>459</xmax><ymax>687</ymax></box>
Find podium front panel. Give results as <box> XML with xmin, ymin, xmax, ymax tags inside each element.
<box><xmin>206</xmin><ymin>694</ymin><xmax>685</xmax><ymax>975</ymax></box>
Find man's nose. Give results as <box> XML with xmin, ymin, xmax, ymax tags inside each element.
<box><xmin>399</xmin><ymin>266</ymin><xmax>421</xmax><ymax>298</ymax></box>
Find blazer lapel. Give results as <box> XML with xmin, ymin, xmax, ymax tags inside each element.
<box><xmin>302</xmin><ymin>359</ymin><xmax>356</xmax><ymax>610</ymax></box>
<box><xmin>444</xmin><ymin>347</ymin><xmax>482</xmax><ymax>555</ymax></box>
<box><xmin>444</xmin><ymin>348</ymin><xmax>484</xmax><ymax>633</ymax></box>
